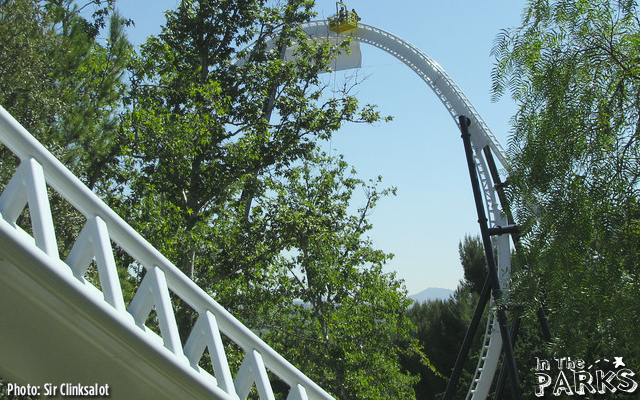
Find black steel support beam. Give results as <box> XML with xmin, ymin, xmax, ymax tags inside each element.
<box><xmin>487</xmin><ymin>225</ymin><xmax>520</xmax><ymax>236</ymax></box>
<box><xmin>442</xmin><ymin>276</ymin><xmax>492</xmax><ymax>400</ymax></box>
<box><xmin>482</xmin><ymin>146</ymin><xmax>520</xmax><ymax>242</ymax></box>
<box><xmin>456</xmin><ymin>115</ymin><xmax>522</xmax><ymax>400</ymax></box>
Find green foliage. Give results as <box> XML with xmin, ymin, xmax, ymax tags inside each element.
<box><xmin>51</xmin><ymin>2</ymin><xmax>132</xmax><ymax>190</ymax></box>
<box><xmin>255</xmin><ymin>151</ymin><xmax>418</xmax><ymax>399</ymax></box>
<box><xmin>121</xmin><ymin>0</ymin><xmax>377</xmax><ymax>279</ymax></box>
<box><xmin>1</xmin><ymin>0</ymin><xmax>131</xmax><ymax>257</ymax></box>
<box><xmin>116</xmin><ymin>1</ymin><xmax>416</xmax><ymax>397</ymax></box>
<box><xmin>406</xmin><ymin>287</ymin><xmax>480</xmax><ymax>400</ymax></box>
<box><xmin>0</xmin><ymin>0</ymin><xmax>59</xmax><ymax>144</ymax></box>
<box><xmin>459</xmin><ymin>234</ymin><xmax>487</xmax><ymax>295</ymax></box>
<box><xmin>492</xmin><ymin>0</ymin><xmax>640</xmax><ymax>379</ymax></box>
<box><xmin>0</xmin><ymin>0</ymin><xmax>131</xmax><ymax>189</ymax></box>
<box><xmin>403</xmin><ymin>235</ymin><xmax>488</xmax><ymax>399</ymax></box>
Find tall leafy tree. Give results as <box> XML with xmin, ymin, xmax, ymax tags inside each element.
<box><xmin>123</xmin><ymin>0</ymin><xmax>380</xmax><ymax>281</ymax></box>
<box><xmin>120</xmin><ymin>1</ymin><xmax>415</xmax><ymax>398</ymax></box>
<box><xmin>492</xmin><ymin>0</ymin><xmax>640</xmax><ymax>374</ymax></box>
<box><xmin>260</xmin><ymin>151</ymin><xmax>419</xmax><ymax>399</ymax></box>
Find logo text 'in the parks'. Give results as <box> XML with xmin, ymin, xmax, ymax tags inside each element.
<box><xmin>534</xmin><ymin>357</ymin><xmax>637</xmax><ymax>397</ymax></box>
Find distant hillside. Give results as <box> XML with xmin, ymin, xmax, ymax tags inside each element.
<box><xmin>409</xmin><ymin>287</ymin><xmax>454</xmax><ymax>303</ymax></box>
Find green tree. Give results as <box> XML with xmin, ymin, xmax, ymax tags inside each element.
<box><xmin>0</xmin><ymin>0</ymin><xmax>130</xmax><ymax>188</ymax></box>
<box><xmin>49</xmin><ymin>0</ymin><xmax>132</xmax><ymax>190</ymax></box>
<box><xmin>492</xmin><ymin>0</ymin><xmax>640</xmax><ymax>380</ymax></box>
<box><xmin>259</xmin><ymin>150</ymin><xmax>419</xmax><ymax>399</ymax></box>
<box><xmin>122</xmin><ymin>0</ymin><xmax>381</xmax><ymax>282</ymax></box>
<box><xmin>0</xmin><ymin>0</ymin><xmax>131</xmax><ymax>250</ymax></box>
<box><xmin>405</xmin><ymin>287</ymin><xmax>478</xmax><ymax>400</ymax></box>
<box><xmin>459</xmin><ymin>234</ymin><xmax>487</xmax><ymax>295</ymax></box>
<box><xmin>404</xmin><ymin>235</ymin><xmax>487</xmax><ymax>399</ymax></box>
<box><xmin>119</xmin><ymin>0</ymin><xmax>413</xmax><ymax>398</ymax></box>
<box><xmin>0</xmin><ymin>0</ymin><xmax>59</xmax><ymax>146</ymax></box>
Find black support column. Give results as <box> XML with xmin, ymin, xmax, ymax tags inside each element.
<box><xmin>443</xmin><ymin>116</ymin><xmax>522</xmax><ymax>400</ymax></box>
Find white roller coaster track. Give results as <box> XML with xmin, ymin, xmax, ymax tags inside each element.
<box><xmin>297</xmin><ymin>21</ymin><xmax>513</xmax><ymax>400</ymax></box>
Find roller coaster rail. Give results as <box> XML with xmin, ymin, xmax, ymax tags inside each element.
<box><xmin>295</xmin><ymin>20</ymin><xmax>516</xmax><ymax>400</ymax></box>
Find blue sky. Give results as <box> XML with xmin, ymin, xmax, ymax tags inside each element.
<box><xmin>113</xmin><ymin>0</ymin><xmax>526</xmax><ymax>294</ymax></box>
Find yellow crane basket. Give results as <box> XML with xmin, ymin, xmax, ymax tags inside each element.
<box><xmin>328</xmin><ymin>2</ymin><xmax>359</xmax><ymax>33</ymax></box>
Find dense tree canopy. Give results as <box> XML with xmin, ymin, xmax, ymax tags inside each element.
<box><xmin>0</xmin><ymin>0</ymin><xmax>130</xmax><ymax>258</ymax></box>
<box><xmin>403</xmin><ymin>235</ymin><xmax>486</xmax><ymax>400</ymax></box>
<box><xmin>116</xmin><ymin>2</ymin><xmax>421</xmax><ymax>397</ymax></box>
<box><xmin>0</xmin><ymin>0</ymin><xmax>130</xmax><ymax>188</ymax></box>
<box><xmin>492</xmin><ymin>0</ymin><xmax>640</xmax><ymax>382</ymax></box>
<box><xmin>121</xmin><ymin>0</ymin><xmax>378</xmax><ymax>282</ymax></box>
<box><xmin>260</xmin><ymin>151</ymin><xmax>418</xmax><ymax>399</ymax></box>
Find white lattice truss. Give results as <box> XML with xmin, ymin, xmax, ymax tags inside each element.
<box><xmin>0</xmin><ymin>104</ymin><xmax>333</xmax><ymax>400</ymax></box>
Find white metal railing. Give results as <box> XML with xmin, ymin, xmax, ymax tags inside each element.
<box><xmin>0</xmin><ymin>105</ymin><xmax>334</xmax><ymax>400</ymax></box>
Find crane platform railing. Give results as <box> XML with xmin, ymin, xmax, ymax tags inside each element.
<box><xmin>0</xmin><ymin>105</ymin><xmax>334</xmax><ymax>400</ymax></box>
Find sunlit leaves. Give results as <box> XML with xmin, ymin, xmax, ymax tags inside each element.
<box><xmin>118</xmin><ymin>1</ymin><xmax>417</xmax><ymax>397</ymax></box>
<box><xmin>492</xmin><ymin>0</ymin><xmax>640</xmax><ymax>368</ymax></box>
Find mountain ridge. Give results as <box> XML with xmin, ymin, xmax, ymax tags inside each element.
<box><xmin>409</xmin><ymin>287</ymin><xmax>454</xmax><ymax>303</ymax></box>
